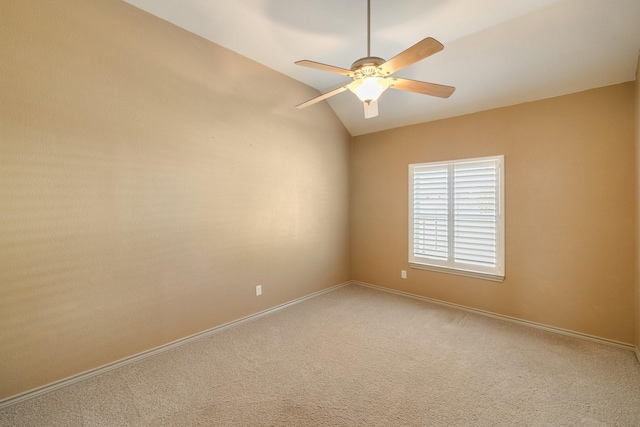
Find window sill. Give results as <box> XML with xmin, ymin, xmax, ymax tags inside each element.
<box><xmin>408</xmin><ymin>262</ymin><xmax>504</xmax><ymax>283</ymax></box>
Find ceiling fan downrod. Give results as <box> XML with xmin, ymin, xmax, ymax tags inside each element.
<box><xmin>367</xmin><ymin>0</ymin><xmax>371</xmax><ymax>57</ymax></box>
<box><xmin>351</xmin><ymin>0</ymin><xmax>385</xmax><ymax>76</ymax></box>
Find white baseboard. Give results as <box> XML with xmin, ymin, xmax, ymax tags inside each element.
<box><xmin>3</xmin><ymin>279</ymin><xmax>635</xmax><ymax>409</ymax></box>
<box><xmin>352</xmin><ymin>280</ymin><xmax>636</xmax><ymax>353</ymax></box>
<box><xmin>0</xmin><ymin>281</ymin><xmax>351</xmax><ymax>410</ymax></box>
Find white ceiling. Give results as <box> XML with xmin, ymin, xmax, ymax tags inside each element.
<box><xmin>123</xmin><ymin>0</ymin><xmax>640</xmax><ymax>136</ymax></box>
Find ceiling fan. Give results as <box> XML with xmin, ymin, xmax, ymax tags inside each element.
<box><xmin>295</xmin><ymin>0</ymin><xmax>455</xmax><ymax>119</ymax></box>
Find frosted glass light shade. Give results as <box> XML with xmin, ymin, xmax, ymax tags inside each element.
<box><xmin>349</xmin><ymin>77</ymin><xmax>390</xmax><ymax>102</ymax></box>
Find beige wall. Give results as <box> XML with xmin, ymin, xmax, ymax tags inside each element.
<box><xmin>636</xmin><ymin>56</ymin><xmax>640</xmax><ymax>352</ymax></box>
<box><xmin>0</xmin><ymin>0</ymin><xmax>351</xmax><ymax>400</ymax></box>
<box><xmin>352</xmin><ymin>83</ymin><xmax>636</xmax><ymax>344</ymax></box>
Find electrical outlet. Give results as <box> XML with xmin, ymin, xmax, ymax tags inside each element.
<box><xmin>401</xmin><ymin>270</ymin><xmax>407</xmax><ymax>279</ymax></box>
<box><xmin>256</xmin><ymin>285</ymin><xmax>262</xmax><ymax>296</ymax></box>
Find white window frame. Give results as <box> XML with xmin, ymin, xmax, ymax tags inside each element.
<box><xmin>409</xmin><ymin>155</ymin><xmax>505</xmax><ymax>282</ymax></box>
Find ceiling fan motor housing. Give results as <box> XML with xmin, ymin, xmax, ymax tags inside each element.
<box><xmin>350</xmin><ymin>57</ymin><xmax>386</xmax><ymax>78</ymax></box>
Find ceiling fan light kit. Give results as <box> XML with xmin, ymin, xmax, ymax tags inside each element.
<box><xmin>349</xmin><ymin>76</ymin><xmax>389</xmax><ymax>102</ymax></box>
<box><xmin>295</xmin><ymin>0</ymin><xmax>455</xmax><ymax>119</ymax></box>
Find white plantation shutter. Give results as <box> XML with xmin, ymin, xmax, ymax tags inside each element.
<box><xmin>409</xmin><ymin>156</ymin><xmax>504</xmax><ymax>281</ymax></box>
<box><xmin>453</xmin><ymin>160</ymin><xmax>497</xmax><ymax>267</ymax></box>
<box><xmin>412</xmin><ymin>165</ymin><xmax>449</xmax><ymax>261</ymax></box>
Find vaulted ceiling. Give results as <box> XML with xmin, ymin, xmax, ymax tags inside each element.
<box><xmin>123</xmin><ymin>0</ymin><xmax>640</xmax><ymax>136</ymax></box>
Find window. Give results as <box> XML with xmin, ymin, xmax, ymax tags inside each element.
<box><xmin>409</xmin><ymin>155</ymin><xmax>504</xmax><ymax>282</ymax></box>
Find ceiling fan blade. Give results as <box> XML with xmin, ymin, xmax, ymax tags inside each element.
<box><xmin>295</xmin><ymin>60</ymin><xmax>354</xmax><ymax>77</ymax></box>
<box><xmin>296</xmin><ymin>84</ymin><xmax>350</xmax><ymax>109</ymax></box>
<box><xmin>390</xmin><ymin>77</ymin><xmax>455</xmax><ymax>98</ymax></box>
<box><xmin>363</xmin><ymin>100</ymin><xmax>378</xmax><ymax>119</ymax></box>
<box><xmin>377</xmin><ymin>37</ymin><xmax>444</xmax><ymax>76</ymax></box>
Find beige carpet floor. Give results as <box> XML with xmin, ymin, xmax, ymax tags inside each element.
<box><xmin>1</xmin><ymin>284</ymin><xmax>640</xmax><ymax>426</ymax></box>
